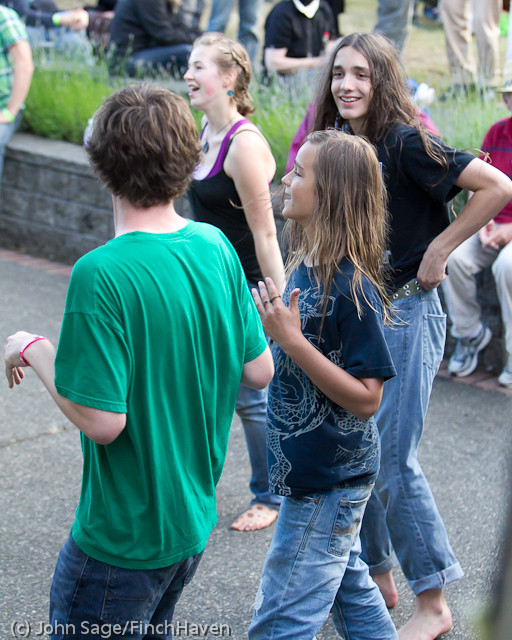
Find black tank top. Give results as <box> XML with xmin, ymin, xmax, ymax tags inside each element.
<box><xmin>188</xmin><ymin>119</ymin><xmax>263</xmax><ymax>283</ymax></box>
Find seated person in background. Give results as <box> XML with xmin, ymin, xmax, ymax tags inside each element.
<box><xmin>443</xmin><ymin>63</ymin><xmax>512</xmax><ymax>386</ymax></box>
<box><xmin>263</xmin><ymin>0</ymin><xmax>336</xmax><ymax>76</ymax></box>
<box><xmin>84</xmin><ymin>0</ymin><xmax>116</xmax><ymax>50</ymax></box>
<box><xmin>0</xmin><ymin>0</ymin><xmax>92</xmax><ymax>55</ymax></box>
<box><xmin>0</xmin><ymin>4</ymin><xmax>33</xmax><ymax>192</ymax></box>
<box><xmin>108</xmin><ymin>0</ymin><xmax>199</xmax><ymax>77</ymax></box>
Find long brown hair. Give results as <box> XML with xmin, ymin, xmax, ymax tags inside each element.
<box><xmin>313</xmin><ymin>32</ymin><xmax>446</xmax><ymax>167</ymax></box>
<box><xmin>284</xmin><ymin>130</ymin><xmax>392</xmax><ymax>327</ymax></box>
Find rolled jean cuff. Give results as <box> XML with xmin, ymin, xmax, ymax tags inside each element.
<box><xmin>250</xmin><ymin>495</ymin><xmax>281</xmax><ymax>509</ymax></box>
<box><xmin>409</xmin><ymin>562</ymin><xmax>464</xmax><ymax>595</ymax></box>
<box><xmin>368</xmin><ymin>551</ymin><xmax>399</xmax><ymax>576</ymax></box>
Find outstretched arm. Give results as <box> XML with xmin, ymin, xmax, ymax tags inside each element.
<box><xmin>4</xmin><ymin>332</ymin><xmax>126</xmax><ymax>445</ymax></box>
<box><xmin>252</xmin><ymin>278</ymin><xmax>384</xmax><ymax>420</ymax></box>
<box><xmin>418</xmin><ymin>158</ymin><xmax>512</xmax><ymax>289</ymax></box>
<box><xmin>264</xmin><ymin>47</ymin><xmax>325</xmax><ymax>74</ymax></box>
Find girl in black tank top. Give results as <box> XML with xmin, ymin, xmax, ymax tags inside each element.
<box><xmin>185</xmin><ymin>34</ymin><xmax>285</xmax><ymax>531</ymax></box>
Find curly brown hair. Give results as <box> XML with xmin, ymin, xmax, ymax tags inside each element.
<box><xmin>87</xmin><ymin>83</ymin><xmax>201</xmax><ymax>208</ymax></box>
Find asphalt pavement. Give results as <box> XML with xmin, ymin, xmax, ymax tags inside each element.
<box><xmin>1</xmin><ymin>247</ymin><xmax>511</xmax><ymax>640</ymax></box>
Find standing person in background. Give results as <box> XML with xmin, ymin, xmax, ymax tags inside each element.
<box><xmin>4</xmin><ymin>83</ymin><xmax>273</xmax><ymax>638</ymax></box>
<box><xmin>441</xmin><ymin>0</ymin><xmax>501</xmax><ymax>98</ymax></box>
<box><xmin>374</xmin><ymin>0</ymin><xmax>413</xmax><ymax>53</ymax></box>
<box><xmin>186</xmin><ymin>34</ymin><xmax>285</xmax><ymax>532</ymax></box>
<box><xmin>207</xmin><ymin>0</ymin><xmax>261</xmax><ymax>66</ymax></box>
<box><xmin>312</xmin><ymin>32</ymin><xmax>512</xmax><ymax>640</ymax></box>
<box><xmin>0</xmin><ymin>4</ymin><xmax>32</xmax><ymax>193</ymax></box>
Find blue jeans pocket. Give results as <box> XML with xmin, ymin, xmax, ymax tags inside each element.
<box><xmin>422</xmin><ymin>311</ymin><xmax>446</xmax><ymax>371</ymax></box>
<box><xmin>328</xmin><ymin>487</ymin><xmax>372</xmax><ymax>557</ymax></box>
<box><xmin>101</xmin><ymin>566</ymin><xmax>165</xmax><ymax>624</ymax></box>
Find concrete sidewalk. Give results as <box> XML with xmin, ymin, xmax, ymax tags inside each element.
<box><xmin>1</xmin><ymin>248</ymin><xmax>511</xmax><ymax>640</ymax></box>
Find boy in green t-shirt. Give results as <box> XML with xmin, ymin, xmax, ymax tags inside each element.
<box><xmin>4</xmin><ymin>84</ymin><xmax>273</xmax><ymax>638</ymax></box>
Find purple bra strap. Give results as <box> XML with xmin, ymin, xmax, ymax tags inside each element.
<box><xmin>205</xmin><ymin>118</ymin><xmax>251</xmax><ymax>179</ymax></box>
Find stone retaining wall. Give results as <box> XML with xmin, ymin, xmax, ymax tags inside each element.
<box><xmin>0</xmin><ymin>133</ymin><xmax>505</xmax><ymax>371</ymax></box>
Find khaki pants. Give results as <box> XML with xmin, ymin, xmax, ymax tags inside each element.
<box><xmin>442</xmin><ymin>227</ymin><xmax>512</xmax><ymax>363</ymax></box>
<box><xmin>441</xmin><ymin>0</ymin><xmax>501</xmax><ymax>88</ymax></box>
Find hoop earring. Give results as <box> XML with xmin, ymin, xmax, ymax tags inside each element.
<box><xmin>227</xmin><ymin>90</ymin><xmax>234</xmax><ymax>97</ymax></box>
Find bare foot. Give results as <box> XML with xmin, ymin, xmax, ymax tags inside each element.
<box><xmin>230</xmin><ymin>504</ymin><xmax>278</xmax><ymax>531</ymax></box>
<box><xmin>372</xmin><ymin>570</ymin><xmax>399</xmax><ymax>608</ymax></box>
<box><xmin>398</xmin><ymin>589</ymin><xmax>452</xmax><ymax>640</ymax></box>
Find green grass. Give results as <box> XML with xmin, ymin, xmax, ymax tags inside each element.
<box><xmin>20</xmin><ymin>0</ymin><xmax>511</xmax><ymax>179</ymax></box>
<box><xmin>22</xmin><ymin>62</ymin><xmax>119</xmax><ymax>145</ymax></box>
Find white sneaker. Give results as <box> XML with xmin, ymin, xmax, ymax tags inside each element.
<box><xmin>448</xmin><ymin>326</ymin><xmax>492</xmax><ymax>377</ymax></box>
<box><xmin>498</xmin><ymin>367</ymin><xmax>512</xmax><ymax>389</ymax></box>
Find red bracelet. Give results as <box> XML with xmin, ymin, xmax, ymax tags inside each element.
<box><xmin>19</xmin><ymin>335</ymin><xmax>49</xmax><ymax>365</ymax></box>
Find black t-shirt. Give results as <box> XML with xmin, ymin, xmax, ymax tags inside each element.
<box><xmin>376</xmin><ymin>125</ymin><xmax>474</xmax><ymax>290</ymax></box>
<box><xmin>264</xmin><ymin>0</ymin><xmax>335</xmax><ymax>60</ymax></box>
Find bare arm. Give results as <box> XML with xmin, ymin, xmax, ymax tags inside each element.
<box><xmin>225</xmin><ymin>128</ymin><xmax>286</xmax><ymax>294</ymax></box>
<box><xmin>252</xmin><ymin>279</ymin><xmax>384</xmax><ymax>420</ymax></box>
<box><xmin>264</xmin><ymin>47</ymin><xmax>325</xmax><ymax>75</ymax></box>
<box><xmin>4</xmin><ymin>332</ymin><xmax>126</xmax><ymax>445</ymax></box>
<box><xmin>241</xmin><ymin>345</ymin><xmax>274</xmax><ymax>389</ymax></box>
<box><xmin>0</xmin><ymin>40</ymin><xmax>33</xmax><ymax>122</ymax></box>
<box><xmin>418</xmin><ymin>157</ymin><xmax>512</xmax><ymax>289</ymax></box>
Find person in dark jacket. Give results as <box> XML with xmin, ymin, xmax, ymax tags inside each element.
<box><xmin>108</xmin><ymin>0</ymin><xmax>198</xmax><ymax>77</ymax></box>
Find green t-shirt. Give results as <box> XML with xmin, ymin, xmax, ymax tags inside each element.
<box><xmin>55</xmin><ymin>221</ymin><xmax>266</xmax><ymax>569</ymax></box>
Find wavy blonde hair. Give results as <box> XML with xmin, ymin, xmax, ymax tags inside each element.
<box><xmin>192</xmin><ymin>33</ymin><xmax>255</xmax><ymax>116</ymax></box>
<box><xmin>284</xmin><ymin>130</ymin><xmax>392</xmax><ymax>329</ymax></box>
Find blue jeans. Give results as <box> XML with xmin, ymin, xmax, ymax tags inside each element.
<box><xmin>236</xmin><ymin>383</ymin><xmax>281</xmax><ymax>509</ymax></box>
<box><xmin>128</xmin><ymin>45</ymin><xmax>193</xmax><ymax>77</ymax></box>
<box><xmin>249</xmin><ymin>485</ymin><xmax>397</xmax><ymax>640</ymax></box>
<box><xmin>207</xmin><ymin>0</ymin><xmax>262</xmax><ymax>64</ymax></box>
<box><xmin>360</xmin><ymin>287</ymin><xmax>464</xmax><ymax>594</ymax></box>
<box><xmin>49</xmin><ymin>534</ymin><xmax>203</xmax><ymax>639</ymax></box>
<box><xmin>0</xmin><ymin>111</ymin><xmax>22</xmax><ymax>193</ymax></box>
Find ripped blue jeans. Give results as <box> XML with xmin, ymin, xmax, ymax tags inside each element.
<box><xmin>248</xmin><ymin>485</ymin><xmax>397</xmax><ymax>640</ymax></box>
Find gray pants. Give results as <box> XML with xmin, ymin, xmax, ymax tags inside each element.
<box><xmin>443</xmin><ymin>227</ymin><xmax>512</xmax><ymax>366</ymax></box>
<box><xmin>440</xmin><ymin>0</ymin><xmax>501</xmax><ymax>88</ymax></box>
<box><xmin>374</xmin><ymin>0</ymin><xmax>414</xmax><ymax>52</ymax></box>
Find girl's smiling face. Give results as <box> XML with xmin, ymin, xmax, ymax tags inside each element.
<box><xmin>331</xmin><ymin>46</ymin><xmax>373</xmax><ymax>134</ymax></box>
<box><xmin>281</xmin><ymin>141</ymin><xmax>318</xmax><ymax>228</ymax></box>
<box><xmin>184</xmin><ymin>45</ymin><xmax>226</xmax><ymax>109</ymax></box>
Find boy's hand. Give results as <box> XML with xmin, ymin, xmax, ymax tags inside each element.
<box><xmin>4</xmin><ymin>331</ymin><xmax>34</xmax><ymax>388</ymax></box>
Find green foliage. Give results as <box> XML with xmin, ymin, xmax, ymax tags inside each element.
<box><xmin>23</xmin><ymin>63</ymin><xmax>118</xmax><ymax>145</ymax></box>
<box><xmin>21</xmin><ymin>57</ymin><xmax>314</xmax><ymax>178</ymax></box>
<box><xmin>251</xmin><ymin>75</ymin><xmax>315</xmax><ymax>181</ymax></box>
<box><xmin>430</xmin><ymin>92</ymin><xmax>509</xmax><ymax>216</ymax></box>
<box><xmin>20</xmin><ymin>54</ymin><xmax>510</xmax><ymax>188</ymax></box>
<box><xmin>430</xmin><ymin>92</ymin><xmax>509</xmax><ymax>153</ymax></box>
